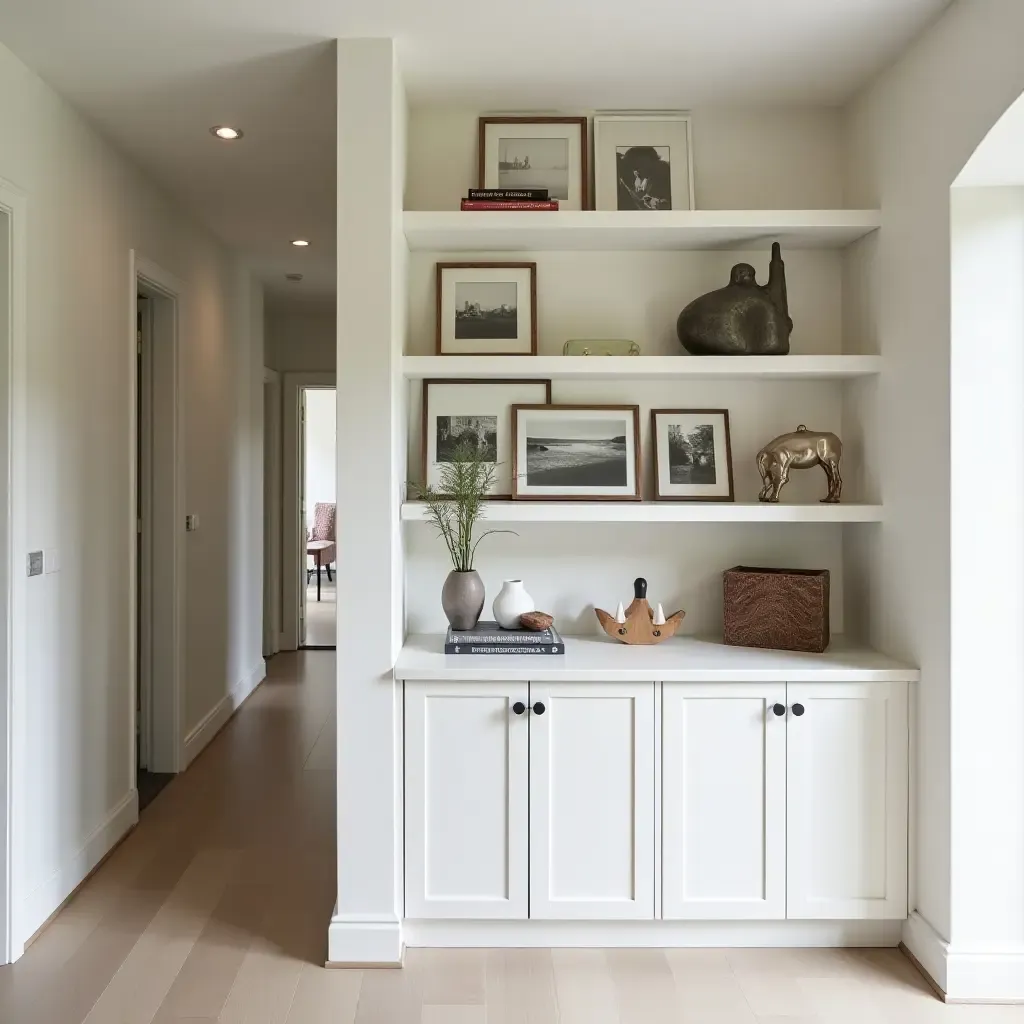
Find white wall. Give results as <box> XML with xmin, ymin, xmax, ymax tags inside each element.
<box><xmin>843</xmin><ymin>0</ymin><xmax>1024</xmax><ymax>998</ymax></box>
<box><xmin>304</xmin><ymin>388</ymin><xmax>336</xmax><ymax>534</ymax></box>
<box><xmin>0</xmin><ymin>38</ymin><xmax>264</xmax><ymax>949</ymax></box>
<box><xmin>265</xmin><ymin>306</ymin><xmax>336</xmax><ymax>372</ymax></box>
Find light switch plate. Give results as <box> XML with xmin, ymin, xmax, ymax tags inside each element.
<box><xmin>27</xmin><ymin>551</ymin><xmax>43</xmax><ymax>577</ymax></box>
<box><xmin>185</xmin><ymin>514</ymin><xmax>198</xmax><ymax>532</ymax></box>
<box><xmin>44</xmin><ymin>548</ymin><xmax>59</xmax><ymax>574</ymax></box>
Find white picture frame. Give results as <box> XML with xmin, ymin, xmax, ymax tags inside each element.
<box><xmin>436</xmin><ymin>262</ymin><xmax>537</xmax><ymax>355</ymax></box>
<box><xmin>593</xmin><ymin>114</ymin><xmax>695</xmax><ymax>212</ymax></box>
<box><xmin>422</xmin><ymin>378</ymin><xmax>552</xmax><ymax>498</ymax></box>
<box><xmin>479</xmin><ymin>117</ymin><xmax>589</xmax><ymax>211</ymax></box>
<box><xmin>511</xmin><ymin>404</ymin><xmax>641</xmax><ymax>501</ymax></box>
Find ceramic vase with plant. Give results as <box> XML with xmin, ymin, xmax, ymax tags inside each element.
<box><xmin>411</xmin><ymin>440</ymin><xmax>515</xmax><ymax>631</ymax></box>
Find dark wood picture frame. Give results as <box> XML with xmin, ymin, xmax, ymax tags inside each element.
<box><xmin>651</xmin><ymin>408</ymin><xmax>735</xmax><ymax>502</ymax></box>
<box><xmin>421</xmin><ymin>378</ymin><xmax>553</xmax><ymax>500</ymax></box>
<box><xmin>510</xmin><ymin>404</ymin><xmax>642</xmax><ymax>501</ymax></box>
<box><xmin>435</xmin><ymin>261</ymin><xmax>538</xmax><ymax>356</ymax></box>
<box><xmin>478</xmin><ymin>116</ymin><xmax>590</xmax><ymax>210</ymax></box>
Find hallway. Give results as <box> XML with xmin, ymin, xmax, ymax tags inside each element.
<box><xmin>0</xmin><ymin>652</ymin><xmax>344</xmax><ymax>1023</ymax></box>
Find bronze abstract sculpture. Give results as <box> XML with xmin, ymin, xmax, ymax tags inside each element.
<box><xmin>677</xmin><ymin>242</ymin><xmax>792</xmax><ymax>355</ymax></box>
<box><xmin>757</xmin><ymin>425</ymin><xmax>843</xmax><ymax>503</ymax></box>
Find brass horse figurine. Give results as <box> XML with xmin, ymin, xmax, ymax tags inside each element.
<box><xmin>757</xmin><ymin>425</ymin><xmax>843</xmax><ymax>503</ymax></box>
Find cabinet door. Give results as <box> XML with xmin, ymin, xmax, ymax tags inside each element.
<box><xmin>786</xmin><ymin>681</ymin><xmax>908</xmax><ymax>920</ymax></box>
<box><xmin>662</xmin><ymin>683</ymin><xmax>787</xmax><ymax>920</ymax></box>
<box><xmin>529</xmin><ymin>682</ymin><xmax>655</xmax><ymax>920</ymax></box>
<box><xmin>404</xmin><ymin>681</ymin><xmax>528</xmax><ymax>919</ymax></box>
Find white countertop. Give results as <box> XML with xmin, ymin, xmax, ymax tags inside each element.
<box><xmin>395</xmin><ymin>634</ymin><xmax>920</xmax><ymax>683</ymax></box>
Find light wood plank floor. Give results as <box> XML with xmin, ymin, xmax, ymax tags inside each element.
<box><xmin>1</xmin><ymin>651</ymin><xmax>1022</xmax><ymax>1022</ymax></box>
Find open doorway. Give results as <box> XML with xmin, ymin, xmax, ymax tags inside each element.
<box><xmin>132</xmin><ymin>256</ymin><xmax>185</xmax><ymax>810</ymax></box>
<box><xmin>300</xmin><ymin>386</ymin><xmax>336</xmax><ymax>648</ymax></box>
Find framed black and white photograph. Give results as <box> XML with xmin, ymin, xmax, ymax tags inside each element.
<box><xmin>651</xmin><ymin>408</ymin><xmax>734</xmax><ymax>501</ymax></box>
<box><xmin>436</xmin><ymin>262</ymin><xmax>537</xmax><ymax>355</ymax></box>
<box><xmin>511</xmin><ymin>404</ymin><xmax>641</xmax><ymax>501</ymax></box>
<box><xmin>593</xmin><ymin>114</ymin><xmax>694</xmax><ymax>212</ymax></box>
<box><xmin>422</xmin><ymin>378</ymin><xmax>552</xmax><ymax>498</ymax></box>
<box><xmin>479</xmin><ymin>116</ymin><xmax>588</xmax><ymax>210</ymax></box>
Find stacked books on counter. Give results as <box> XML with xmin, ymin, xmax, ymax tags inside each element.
<box><xmin>461</xmin><ymin>188</ymin><xmax>559</xmax><ymax>211</ymax></box>
<box><xmin>445</xmin><ymin>620</ymin><xmax>565</xmax><ymax>655</ymax></box>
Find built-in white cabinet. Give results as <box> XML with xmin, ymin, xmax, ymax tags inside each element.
<box><xmin>529</xmin><ymin>682</ymin><xmax>655</xmax><ymax>919</ymax></box>
<box><xmin>786</xmin><ymin>682</ymin><xmax>908</xmax><ymax>920</ymax></box>
<box><xmin>662</xmin><ymin>683</ymin><xmax>787</xmax><ymax>919</ymax></box>
<box><xmin>404</xmin><ymin>681</ymin><xmax>529</xmax><ymax>919</ymax></box>
<box><xmin>662</xmin><ymin>680</ymin><xmax>908</xmax><ymax>922</ymax></box>
<box><xmin>404</xmin><ymin>680</ymin><xmax>655</xmax><ymax>920</ymax></box>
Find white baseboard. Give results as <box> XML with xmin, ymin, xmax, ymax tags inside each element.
<box><xmin>903</xmin><ymin>911</ymin><xmax>1024</xmax><ymax>1002</ymax></box>
<box><xmin>404</xmin><ymin>918</ymin><xmax>903</xmax><ymax>949</ymax></box>
<box><xmin>18</xmin><ymin>788</ymin><xmax>139</xmax><ymax>949</ymax></box>
<box><xmin>328</xmin><ymin>912</ymin><xmax>404</xmax><ymax>966</ymax></box>
<box><xmin>183</xmin><ymin>660</ymin><xmax>266</xmax><ymax>768</ymax></box>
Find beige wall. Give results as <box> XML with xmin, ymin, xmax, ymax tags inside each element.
<box><xmin>0</xmin><ymin>38</ymin><xmax>264</xmax><ymax>946</ymax></box>
<box><xmin>265</xmin><ymin>306</ymin><xmax>336</xmax><ymax>372</ymax></box>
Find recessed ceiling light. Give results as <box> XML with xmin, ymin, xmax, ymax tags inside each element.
<box><xmin>291</xmin><ymin>239</ymin><xmax>310</xmax><ymax>247</ymax></box>
<box><xmin>210</xmin><ymin>125</ymin><xmax>243</xmax><ymax>140</ymax></box>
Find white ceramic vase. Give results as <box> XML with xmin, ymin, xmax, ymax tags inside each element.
<box><xmin>493</xmin><ymin>579</ymin><xmax>534</xmax><ymax>629</ymax></box>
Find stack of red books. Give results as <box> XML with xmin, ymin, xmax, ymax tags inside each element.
<box><xmin>460</xmin><ymin>189</ymin><xmax>558</xmax><ymax>211</ymax></box>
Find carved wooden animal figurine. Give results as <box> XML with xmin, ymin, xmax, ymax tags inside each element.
<box><xmin>595</xmin><ymin>578</ymin><xmax>685</xmax><ymax>645</ymax></box>
<box><xmin>676</xmin><ymin>242</ymin><xmax>792</xmax><ymax>355</ymax></box>
<box><xmin>757</xmin><ymin>425</ymin><xmax>843</xmax><ymax>503</ymax></box>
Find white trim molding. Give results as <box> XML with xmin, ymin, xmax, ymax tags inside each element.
<box><xmin>183</xmin><ymin>660</ymin><xmax>266</xmax><ymax>768</ymax></box>
<box><xmin>0</xmin><ymin>177</ymin><xmax>28</xmax><ymax>964</ymax></box>
<box><xmin>328</xmin><ymin>909</ymin><xmax>404</xmax><ymax>966</ymax></box>
<box><xmin>903</xmin><ymin>912</ymin><xmax>1024</xmax><ymax>1003</ymax></box>
<box><xmin>19</xmin><ymin>790</ymin><xmax>138</xmax><ymax>945</ymax></box>
<box><xmin>404</xmin><ymin>918</ymin><xmax>903</xmax><ymax>949</ymax></box>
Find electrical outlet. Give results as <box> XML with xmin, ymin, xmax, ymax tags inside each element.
<box><xmin>27</xmin><ymin>551</ymin><xmax>43</xmax><ymax>577</ymax></box>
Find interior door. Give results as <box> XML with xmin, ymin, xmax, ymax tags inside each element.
<box><xmin>297</xmin><ymin>388</ymin><xmax>307</xmax><ymax>648</ymax></box>
<box><xmin>528</xmin><ymin>681</ymin><xmax>655</xmax><ymax>920</ymax></box>
<box><xmin>786</xmin><ymin>681</ymin><xmax>908</xmax><ymax>920</ymax></box>
<box><xmin>136</xmin><ymin>296</ymin><xmax>153</xmax><ymax>771</ymax></box>
<box><xmin>662</xmin><ymin>683</ymin><xmax>786</xmax><ymax>919</ymax></box>
<box><xmin>404</xmin><ymin>681</ymin><xmax>529</xmax><ymax>919</ymax></box>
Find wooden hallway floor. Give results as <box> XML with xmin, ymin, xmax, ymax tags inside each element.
<box><xmin>1</xmin><ymin>651</ymin><xmax>1023</xmax><ymax>1022</ymax></box>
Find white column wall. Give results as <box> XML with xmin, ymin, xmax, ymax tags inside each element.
<box><xmin>330</xmin><ymin>38</ymin><xmax>407</xmax><ymax>965</ymax></box>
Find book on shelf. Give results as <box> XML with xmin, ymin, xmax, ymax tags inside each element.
<box><xmin>445</xmin><ymin>620</ymin><xmax>565</xmax><ymax>655</ymax></box>
<box><xmin>467</xmin><ymin>188</ymin><xmax>550</xmax><ymax>201</ymax></box>
<box><xmin>460</xmin><ymin>199</ymin><xmax>559</xmax><ymax>211</ymax></box>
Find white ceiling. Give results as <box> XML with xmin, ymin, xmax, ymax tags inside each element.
<box><xmin>0</xmin><ymin>0</ymin><xmax>952</xmax><ymax>308</ymax></box>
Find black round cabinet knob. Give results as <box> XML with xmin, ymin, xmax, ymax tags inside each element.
<box><xmin>512</xmin><ymin>701</ymin><xmax>526</xmax><ymax>715</ymax></box>
<box><xmin>772</xmin><ymin>703</ymin><xmax>786</xmax><ymax>716</ymax></box>
<box><xmin>532</xmin><ymin>702</ymin><xmax>546</xmax><ymax>715</ymax></box>
<box><xmin>791</xmin><ymin>703</ymin><xmax>805</xmax><ymax>716</ymax></box>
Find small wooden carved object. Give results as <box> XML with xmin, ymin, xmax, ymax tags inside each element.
<box><xmin>757</xmin><ymin>424</ymin><xmax>843</xmax><ymax>503</ymax></box>
<box><xmin>520</xmin><ymin>611</ymin><xmax>554</xmax><ymax>631</ymax></box>
<box><xmin>596</xmin><ymin>578</ymin><xmax>685</xmax><ymax>645</ymax></box>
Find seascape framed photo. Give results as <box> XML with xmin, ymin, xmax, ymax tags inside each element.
<box><xmin>593</xmin><ymin>114</ymin><xmax>694</xmax><ymax>212</ymax></box>
<box><xmin>511</xmin><ymin>404</ymin><xmax>641</xmax><ymax>501</ymax></box>
<box><xmin>478</xmin><ymin>116</ymin><xmax>589</xmax><ymax>210</ymax></box>
<box><xmin>651</xmin><ymin>408</ymin><xmax>734</xmax><ymax>501</ymax></box>
<box><xmin>436</xmin><ymin>262</ymin><xmax>537</xmax><ymax>355</ymax></box>
<box><xmin>422</xmin><ymin>378</ymin><xmax>553</xmax><ymax>498</ymax></box>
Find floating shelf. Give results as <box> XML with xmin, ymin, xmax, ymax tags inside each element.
<box><xmin>403</xmin><ymin>210</ymin><xmax>881</xmax><ymax>252</ymax></box>
<box><xmin>401</xmin><ymin>502</ymin><xmax>883</xmax><ymax>524</ymax></box>
<box><xmin>395</xmin><ymin>634</ymin><xmax>919</xmax><ymax>683</ymax></box>
<box><xmin>402</xmin><ymin>355</ymin><xmax>881</xmax><ymax>382</ymax></box>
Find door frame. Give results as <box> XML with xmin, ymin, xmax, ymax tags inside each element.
<box><xmin>262</xmin><ymin>368</ymin><xmax>282</xmax><ymax>656</ymax></box>
<box><xmin>130</xmin><ymin>253</ymin><xmax>186</xmax><ymax>777</ymax></box>
<box><xmin>282</xmin><ymin>371</ymin><xmax>336</xmax><ymax>651</ymax></box>
<box><xmin>0</xmin><ymin>178</ymin><xmax>28</xmax><ymax>963</ymax></box>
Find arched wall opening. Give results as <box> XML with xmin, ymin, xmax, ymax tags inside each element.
<box><xmin>947</xmin><ymin>85</ymin><xmax>1024</xmax><ymax>989</ymax></box>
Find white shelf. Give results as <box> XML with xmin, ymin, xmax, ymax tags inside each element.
<box><xmin>401</xmin><ymin>501</ymin><xmax>883</xmax><ymax>524</ymax></box>
<box><xmin>403</xmin><ymin>210</ymin><xmax>881</xmax><ymax>252</ymax></box>
<box><xmin>395</xmin><ymin>634</ymin><xmax>919</xmax><ymax>683</ymax></box>
<box><xmin>402</xmin><ymin>354</ymin><xmax>881</xmax><ymax>381</ymax></box>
